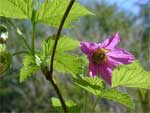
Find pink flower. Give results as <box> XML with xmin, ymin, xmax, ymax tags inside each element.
<box><xmin>80</xmin><ymin>33</ymin><xmax>134</xmax><ymax>85</ymax></box>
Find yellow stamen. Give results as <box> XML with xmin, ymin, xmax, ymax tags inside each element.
<box><xmin>92</xmin><ymin>48</ymin><xmax>108</xmax><ymax>64</ymax></box>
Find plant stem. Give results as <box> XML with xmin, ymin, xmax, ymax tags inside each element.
<box><xmin>49</xmin><ymin>0</ymin><xmax>75</xmax><ymax>76</ymax></box>
<box><xmin>6</xmin><ymin>19</ymin><xmax>32</xmax><ymax>52</ymax></box>
<box><xmin>83</xmin><ymin>91</ymin><xmax>88</xmax><ymax>113</ymax></box>
<box><xmin>92</xmin><ymin>96</ymin><xmax>100</xmax><ymax>112</ymax></box>
<box><xmin>12</xmin><ymin>51</ymin><xmax>29</xmax><ymax>56</ymax></box>
<box><xmin>43</xmin><ymin>0</ymin><xmax>76</xmax><ymax>113</ymax></box>
<box><xmin>50</xmin><ymin>77</ymin><xmax>68</xmax><ymax>112</ymax></box>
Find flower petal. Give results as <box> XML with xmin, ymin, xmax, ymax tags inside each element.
<box><xmin>98</xmin><ymin>65</ymin><xmax>112</xmax><ymax>85</ymax></box>
<box><xmin>88</xmin><ymin>58</ymin><xmax>99</xmax><ymax>77</ymax></box>
<box><xmin>107</xmin><ymin>48</ymin><xmax>134</xmax><ymax>64</ymax></box>
<box><xmin>101</xmin><ymin>32</ymin><xmax>120</xmax><ymax>49</ymax></box>
<box><xmin>80</xmin><ymin>42</ymin><xmax>98</xmax><ymax>54</ymax></box>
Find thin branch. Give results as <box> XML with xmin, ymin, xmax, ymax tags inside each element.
<box><xmin>12</xmin><ymin>51</ymin><xmax>29</xmax><ymax>56</ymax></box>
<box><xmin>49</xmin><ymin>1</ymin><xmax>75</xmax><ymax>77</ymax></box>
<box><xmin>44</xmin><ymin>0</ymin><xmax>76</xmax><ymax>113</ymax></box>
<box><xmin>6</xmin><ymin>19</ymin><xmax>32</xmax><ymax>52</ymax></box>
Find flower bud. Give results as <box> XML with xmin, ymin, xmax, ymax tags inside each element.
<box><xmin>0</xmin><ymin>44</ymin><xmax>12</xmax><ymax>74</ymax></box>
<box><xmin>0</xmin><ymin>24</ymin><xmax>8</xmax><ymax>44</ymax></box>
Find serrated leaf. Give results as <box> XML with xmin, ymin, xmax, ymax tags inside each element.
<box><xmin>100</xmin><ymin>89</ymin><xmax>133</xmax><ymax>109</ymax></box>
<box><xmin>74</xmin><ymin>77</ymin><xmax>104</xmax><ymax>96</ymax></box>
<box><xmin>20</xmin><ymin>54</ymin><xmax>39</xmax><ymax>82</ymax></box>
<box><xmin>43</xmin><ymin>36</ymin><xmax>79</xmax><ymax>55</ymax></box>
<box><xmin>51</xmin><ymin>97</ymin><xmax>80</xmax><ymax>113</ymax></box>
<box><xmin>42</xmin><ymin>36</ymin><xmax>82</xmax><ymax>76</ymax></box>
<box><xmin>54</xmin><ymin>53</ymin><xmax>82</xmax><ymax>76</ymax></box>
<box><xmin>0</xmin><ymin>0</ymin><xmax>33</xmax><ymax>19</ymax></box>
<box><xmin>36</xmin><ymin>0</ymin><xmax>93</xmax><ymax>28</ymax></box>
<box><xmin>112</xmin><ymin>61</ymin><xmax>150</xmax><ymax>89</ymax></box>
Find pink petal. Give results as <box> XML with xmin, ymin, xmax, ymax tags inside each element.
<box><xmin>107</xmin><ymin>48</ymin><xmax>134</xmax><ymax>64</ymax></box>
<box><xmin>80</xmin><ymin>42</ymin><xmax>98</xmax><ymax>54</ymax></box>
<box><xmin>101</xmin><ymin>32</ymin><xmax>120</xmax><ymax>49</ymax></box>
<box><xmin>88</xmin><ymin>57</ymin><xmax>98</xmax><ymax>77</ymax></box>
<box><xmin>98</xmin><ymin>65</ymin><xmax>112</xmax><ymax>85</ymax></box>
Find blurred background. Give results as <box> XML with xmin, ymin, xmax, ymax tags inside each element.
<box><xmin>0</xmin><ymin>0</ymin><xmax>150</xmax><ymax>112</ymax></box>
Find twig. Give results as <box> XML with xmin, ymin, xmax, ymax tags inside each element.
<box><xmin>12</xmin><ymin>51</ymin><xmax>29</xmax><ymax>56</ymax></box>
<box><xmin>44</xmin><ymin>0</ymin><xmax>76</xmax><ymax>113</ymax></box>
<box><xmin>6</xmin><ymin>19</ymin><xmax>32</xmax><ymax>52</ymax></box>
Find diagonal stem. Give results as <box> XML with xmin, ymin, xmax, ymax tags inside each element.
<box><xmin>49</xmin><ymin>0</ymin><xmax>75</xmax><ymax>77</ymax></box>
<box><xmin>43</xmin><ymin>0</ymin><xmax>76</xmax><ymax>113</ymax></box>
<box><xmin>6</xmin><ymin>19</ymin><xmax>32</xmax><ymax>52</ymax></box>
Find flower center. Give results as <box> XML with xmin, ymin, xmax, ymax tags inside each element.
<box><xmin>92</xmin><ymin>48</ymin><xmax>108</xmax><ymax>64</ymax></box>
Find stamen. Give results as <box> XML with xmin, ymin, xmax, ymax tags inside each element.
<box><xmin>92</xmin><ymin>48</ymin><xmax>108</xmax><ymax>64</ymax></box>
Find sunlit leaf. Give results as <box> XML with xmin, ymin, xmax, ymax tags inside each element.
<box><xmin>112</xmin><ymin>61</ymin><xmax>150</xmax><ymax>89</ymax></box>
<box><xmin>42</xmin><ymin>36</ymin><xmax>82</xmax><ymax>76</ymax></box>
<box><xmin>54</xmin><ymin>53</ymin><xmax>82</xmax><ymax>76</ymax></box>
<box><xmin>51</xmin><ymin>97</ymin><xmax>80</xmax><ymax>113</ymax></box>
<box><xmin>74</xmin><ymin>77</ymin><xmax>104</xmax><ymax>96</ymax></box>
<box><xmin>100</xmin><ymin>89</ymin><xmax>134</xmax><ymax>109</ymax></box>
<box><xmin>36</xmin><ymin>0</ymin><xmax>93</xmax><ymax>28</ymax></box>
<box><xmin>43</xmin><ymin>36</ymin><xmax>79</xmax><ymax>55</ymax></box>
<box><xmin>0</xmin><ymin>0</ymin><xmax>33</xmax><ymax>19</ymax></box>
<box><xmin>20</xmin><ymin>54</ymin><xmax>39</xmax><ymax>82</ymax></box>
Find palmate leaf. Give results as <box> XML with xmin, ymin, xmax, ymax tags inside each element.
<box><xmin>0</xmin><ymin>0</ymin><xmax>33</xmax><ymax>19</ymax></box>
<box><xmin>51</xmin><ymin>97</ymin><xmax>80</xmax><ymax>113</ymax></box>
<box><xmin>112</xmin><ymin>61</ymin><xmax>150</xmax><ymax>89</ymax></box>
<box><xmin>74</xmin><ymin>77</ymin><xmax>104</xmax><ymax>96</ymax></box>
<box><xmin>100</xmin><ymin>89</ymin><xmax>133</xmax><ymax>109</ymax></box>
<box><xmin>43</xmin><ymin>36</ymin><xmax>79</xmax><ymax>55</ymax></box>
<box><xmin>20</xmin><ymin>54</ymin><xmax>40</xmax><ymax>82</ymax></box>
<box><xmin>42</xmin><ymin>36</ymin><xmax>82</xmax><ymax>76</ymax></box>
<box><xmin>54</xmin><ymin>53</ymin><xmax>82</xmax><ymax>76</ymax></box>
<box><xmin>74</xmin><ymin>76</ymin><xmax>133</xmax><ymax>108</ymax></box>
<box><xmin>36</xmin><ymin>0</ymin><xmax>93</xmax><ymax>28</ymax></box>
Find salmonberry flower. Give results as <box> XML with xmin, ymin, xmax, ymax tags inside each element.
<box><xmin>80</xmin><ymin>33</ymin><xmax>134</xmax><ymax>85</ymax></box>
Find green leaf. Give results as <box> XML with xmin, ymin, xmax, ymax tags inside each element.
<box><xmin>36</xmin><ymin>0</ymin><xmax>93</xmax><ymax>28</ymax></box>
<box><xmin>74</xmin><ymin>77</ymin><xmax>104</xmax><ymax>96</ymax></box>
<box><xmin>51</xmin><ymin>97</ymin><xmax>80</xmax><ymax>113</ymax></box>
<box><xmin>0</xmin><ymin>0</ymin><xmax>33</xmax><ymax>19</ymax></box>
<box><xmin>139</xmin><ymin>89</ymin><xmax>146</xmax><ymax>100</ymax></box>
<box><xmin>54</xmin><ymin>53</ymin><xmax>83</xmax><ymax>76</ymax></box>
<box><xmin>42</xmin><ymin>36</ymin><xmax>82</xmax><ymax>76</ymax></box>
<box><xmin>42</xmin><ymin>36</ymin><xmax>79</xmax><ymax>56</ymax></box>
<box><xmin>100</xmin><ymin>89</ymin><xmax>133</xmax><ymax>109</ymax></box>
<box><xmin>112</xmin><ymin>61</ymin><xmax>150</xmax><ymax>89</ymax></box>
<box><xmin>20</xmin><ymin>54</ymin><xmax>39</xmax><ymax>82</ymax></box>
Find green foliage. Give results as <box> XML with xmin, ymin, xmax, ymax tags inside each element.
<box><xmin>36</xmin><ymin>0</ymin><xmax>93</xmax><ymax>28</ymax></box>
<box><xmin>20</xmin><ymin>54</ymin><xmax>39</xmax><ymax>82</ymax></box>
<box><xmin>42</xmin><ymin>36</ymin><xmax>82</xmax><ymax>76</ymax></box>
<box><xmin>54</xmin><ymin>53</ymin><xmax>82</xmax><ymax>76</ymax></box>
<box><xmin>0</xmin><ymin>0</ymin><xmax>33</xmax><ymax>19</ymax></box>
<box><xmin>139</xmin><ymin>89</ymin><xmax>146</xmax><ymax>100</ymax></box>
<box><xmin>100</xmin><ymin>89</ymin><xmax>133</xmax><ymax>109</ymax></box>
<box><xmin>74</xmin><ymin>76</ymin><xmax>133</xmax><ymax>108</ymax></box>
<box><xmin>51</xmin><ymin>97</ymin><xmax>80</xmax><ymax>113</ymax></box>
<box><xmin>43</xmin><ymin>36</ymin><xmax>79</xmax><ymax>55</ymax></box>
<box><xmin>112</xmin><ymin>61</ymin><xmax>150</xmax><ymax>89</ymax></box>
<box><xmin>0</xmin><ymin>0</ymin><xmax>93</xmax><ymax>27</ymax></box>
<box><xmin>74</xmin><ymin>76</ymin><xmax>104</xmax><ymax>96</ymax></box>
